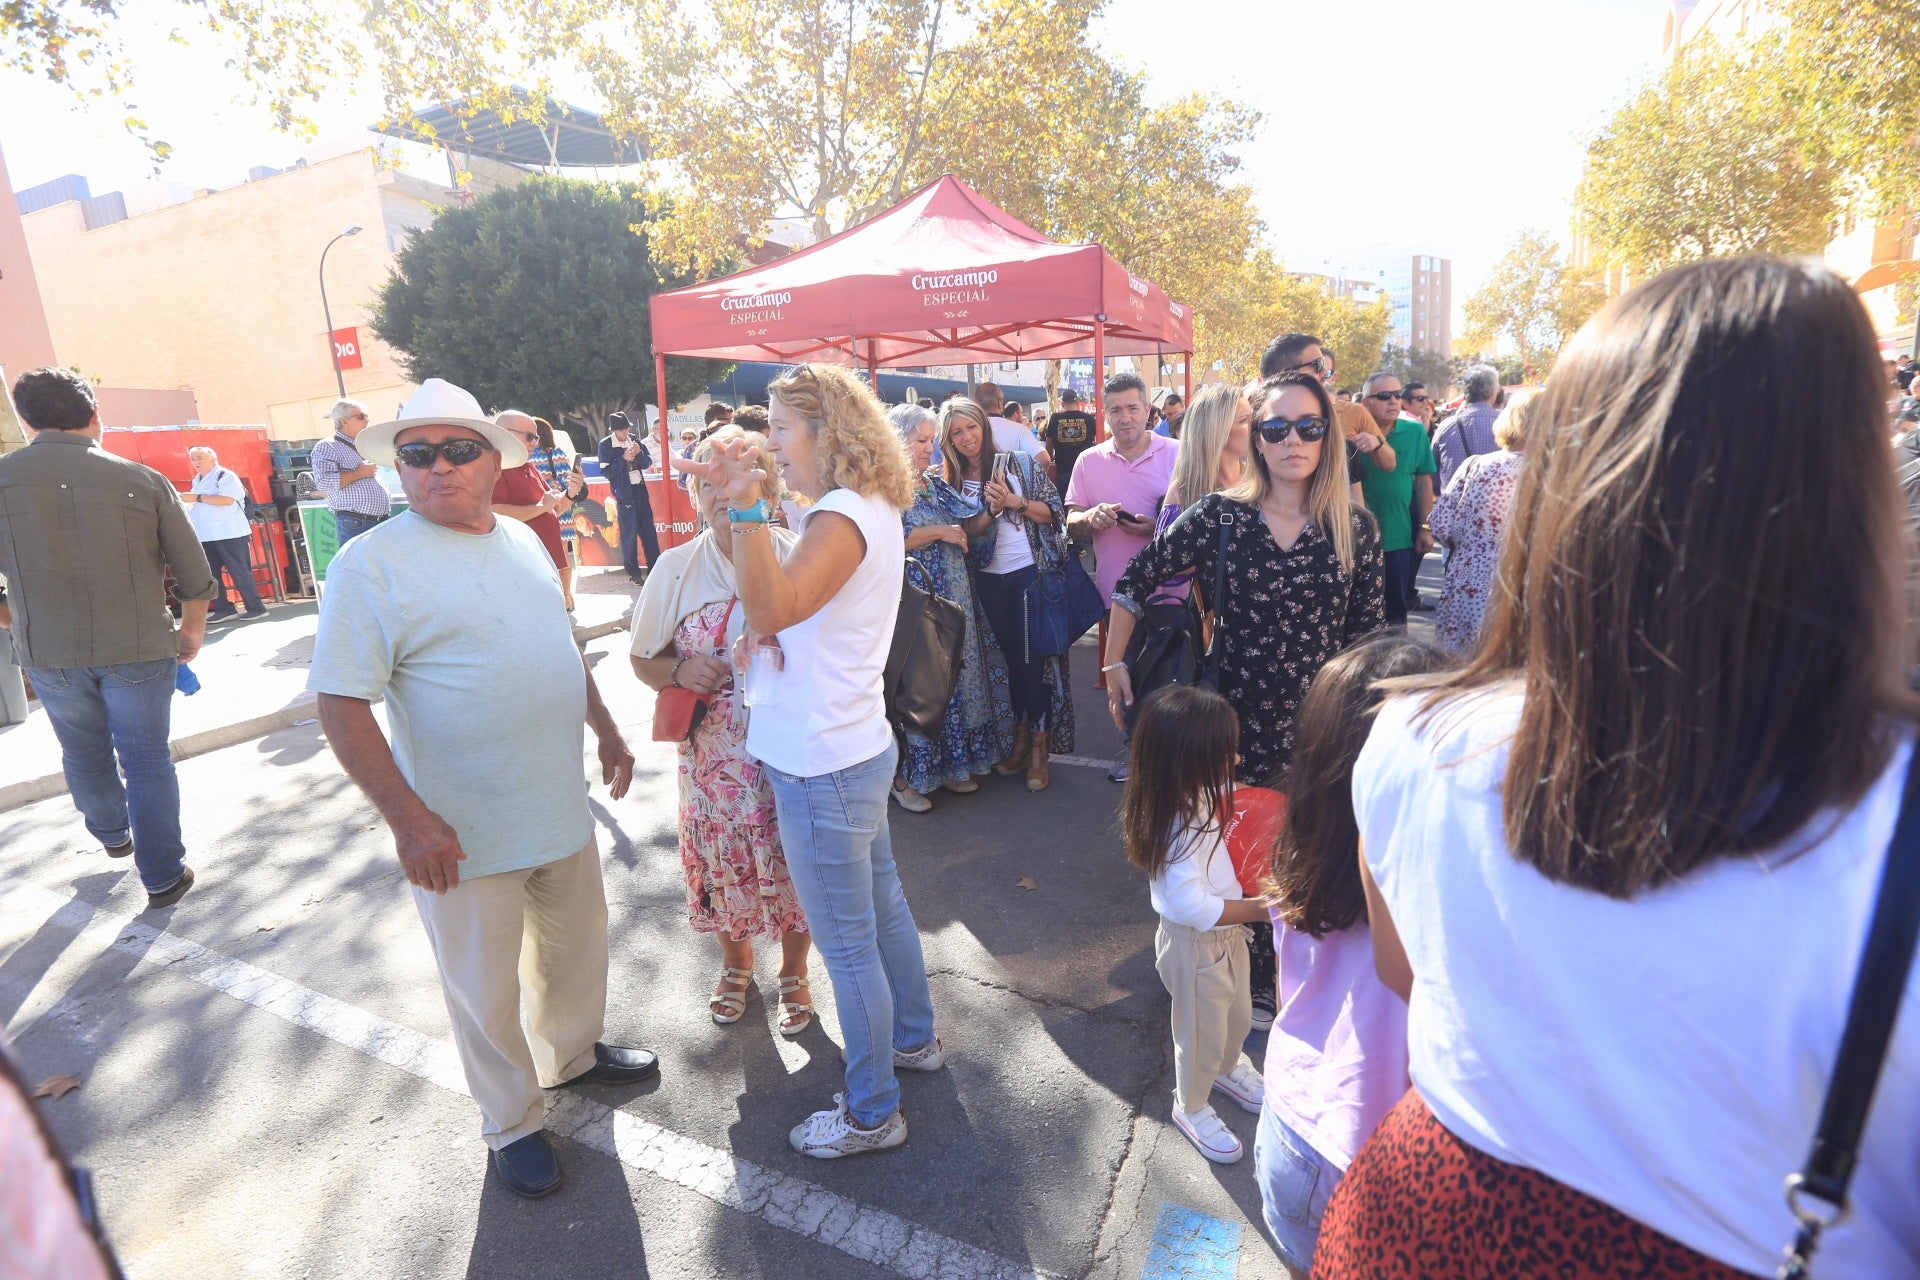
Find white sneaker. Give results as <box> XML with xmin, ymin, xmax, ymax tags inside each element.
<box><xmin>1250</xmin><ymin>994</ymin><xmax>1276</xmax><ymax>1033</ymax></box>
<box><xmin>890</xmin><ymin>782</ymin><xmax>932</xmax><ymax>813</ymax></box>
<box><xmin>1212</xmin><ymin>1058</ymin><xmax>1265</xmax><ymax>1113</ymax></box>
<box><xmin>1171</xmin><ymin>1104</ymin><xmax>1243</xmax><ymax>1164</ymax></box>
<box><xmin>788</xmin><ymin>1092</ymin><xmax>908</xmax><ymax>1159</ymax></box>
<box><xmin>837</xmin><ymin>1035</ymin><xmax>946</xmax><ymax>1072</ymax></box>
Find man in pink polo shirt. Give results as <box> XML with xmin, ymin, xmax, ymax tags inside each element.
<box><xmin>1065</xmin><ymin>369</ymin><xmax>1177</xmax><ymax>782</ymax></box>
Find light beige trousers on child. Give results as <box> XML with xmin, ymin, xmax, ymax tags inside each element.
<box><xmin>411</xmin><ymin>835</ymin><xmax>609</xmax><ymax>1150</ymax></box>
<box><xmin>1154</xmin><ymin>918</ymin><xmax>1253</xmax><ymax>1116</ymax></box>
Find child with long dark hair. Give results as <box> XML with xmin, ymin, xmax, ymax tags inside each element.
<box><xmin>1124</xmin><ymin>685</ymin><xmax>1270</xmax><ymax>1165</ymax></box>
<box><xmin>1252</xmin><ymin>633</ymin><xmax>1444</xmax><ymax>1271</ymax></box>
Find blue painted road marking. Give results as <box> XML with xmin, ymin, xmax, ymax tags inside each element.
<box><xmin>1142</xmin><ymin>1201</ymin><xmax>1241</xmax><ymax>1279</ymax></box>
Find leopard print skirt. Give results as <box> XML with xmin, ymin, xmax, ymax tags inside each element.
<box><xmin>1313</xmin><ymin>1091</ymin><xmax>1761</xmax><ymax>1279</ymax></box>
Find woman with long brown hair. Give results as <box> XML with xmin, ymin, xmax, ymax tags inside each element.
<box><xmin>1321</xmin><ymin>257</ymin><xmax>1920</xmax><ymax>1277</ymax></box>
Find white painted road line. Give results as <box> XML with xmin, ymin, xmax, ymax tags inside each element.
<box><xmin>0</xmin><ymin>879</ymin><xmax>1060</xmax><ymax>1280</ymax></box>
<box><xmin>1050</xmin><ymin>755</ymin><xmax>1121</xmax><ymax>772</ymax></box>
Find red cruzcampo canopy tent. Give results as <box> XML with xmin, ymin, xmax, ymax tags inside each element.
<box><xmin>646</xmin><ymin>174</ymin><xmax>1194</xmax><ymax>546</ymax></box>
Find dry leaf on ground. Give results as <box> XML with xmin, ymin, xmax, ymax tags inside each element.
<box><xmin>1015</xmin><ymin>877</ymin><xmax>1038</xmax><ymax>892</ymax></box>
<box><xmin>33</xmin><ymin>1075</ymin><xmax>81</xmax><ymax>1100</ymax></box>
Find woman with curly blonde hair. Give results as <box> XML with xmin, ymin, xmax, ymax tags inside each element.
<box><xmin>675</xmin><ymin>362</ymin><xmax>941</xmax><ymax>1162</ymax></box>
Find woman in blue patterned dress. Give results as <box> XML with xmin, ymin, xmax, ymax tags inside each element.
<box><xmin>529</xmin><ymin>416</ymin><xmax>578</xmax><ymax>609</ymax></box>
<box><xmin>887</xmin><ymin>404</ymin><xmax>1012</xmax><ymax>812</ymax></box>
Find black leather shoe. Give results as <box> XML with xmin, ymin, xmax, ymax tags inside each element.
<box><xmin>104</xmin><ymin>839</ymin><xmax>134</xmax><ymax>859</ymax></box>
<box><xmin>492</xmin><ymin>1131</ymin><xmax>563</xmax><ymax>1198</ymax></box>
<box><xmin>557</xmin><ymin>1043</ymin><xmax>660</xmax><ymax>1088</ymax></box>
<box><xmin>146</xmin><ymin>866</ymin><xmax>194</xmax><ymax>910</ymax></box>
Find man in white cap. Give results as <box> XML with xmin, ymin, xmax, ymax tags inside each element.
<box><xmin>306</xmin><ymin>378</ymin><xmax>657</xmax><ymax>1199</ymax></box>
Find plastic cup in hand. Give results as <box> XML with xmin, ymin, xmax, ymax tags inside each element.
<box><xmin>742</xmin><ymin>642</ymin><xmax>784</xmax><ymax>708</ymax></box>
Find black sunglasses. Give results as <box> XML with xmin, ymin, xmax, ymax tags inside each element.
<box><xmin>1363</xmin><ymin>390</ymin><xmax>1403</xmax><ymax>403</ymax></box>
<box><xmin>395</xmin><ymin>439</ymin><xmax>492</xmax><ymax>469</ymax></box>
<box><xmin>1404</xmin><ymin>393</ymin><xmax>1432</xmax><ymax>403</ymax></box>
<box><xmin>1257</xmin><ymin>415</ymin><xmax>1329</xmax><ymax>443</ymax></box>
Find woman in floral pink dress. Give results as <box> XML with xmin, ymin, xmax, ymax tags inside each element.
<box><xmin>1427</xmin><ymin>390</ymin><xmax>1536</xmax><ymax>653</ymax></box>
<box><xmin>629</xmin><ymin>426</ymin><xmax>813</xmax><ymax>1034</ymax></box>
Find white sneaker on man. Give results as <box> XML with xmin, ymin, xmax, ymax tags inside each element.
<box><xmin>1171</xmin><ymin>1104</ymin><xmax>1243</xmax><ymax>1164</ymax></box>
<box><xmin>788</xmin><ymin>1092</ymin><xmax>908</xmax><ymax>1159</ymax></box>
<box><xmin>1212</xmin><ymin>1058</ymin><xmax>1265</xmax><ymax>1113</ymax></box>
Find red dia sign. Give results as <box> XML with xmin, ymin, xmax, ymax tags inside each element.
<box><xmin>331</xmin><ymin>327</ymin><xmax>364</xmax><ymax>370</ymax></box>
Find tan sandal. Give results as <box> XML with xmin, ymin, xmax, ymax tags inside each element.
<box><xmin>711</xmin><ymin>966</ymin><xmax>753</xmax><ymax>1025</ymax></box>
<box><xmin>775</xmin><ymin>974</ymin><xmax>813</xmax><ymax>1038</ymax></box>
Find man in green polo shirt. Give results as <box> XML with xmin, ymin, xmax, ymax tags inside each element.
<box><xmin>1356</xmin><ymin>372</ymin><xmax>1435</xmax><ymax>625</ymax></box>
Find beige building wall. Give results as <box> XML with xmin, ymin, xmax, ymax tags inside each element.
<box><xmin>22</xmin><ymin>150</ymin><xmax>466</xmax><ymax>442</ymax></box>
<box><xmin>0</xmin><ymin>142</ymin><xmax>59</xmax><ymax>384</ymax></box>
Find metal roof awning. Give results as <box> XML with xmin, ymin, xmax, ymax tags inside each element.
<box><xmin>374</xmin><ymin>91</ymin><xmax>643</xmax><ymax>169</ymax></box>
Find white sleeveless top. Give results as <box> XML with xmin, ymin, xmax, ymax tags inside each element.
<box><xmin>745</xmin><ymin>486</ymin><xmax>903</xmax><ymax>778</ymax></box>
<box><xmin>1354</xmin><ymin>688</ymin><xmax>1920</xmax><ymax>1276</ymax></box>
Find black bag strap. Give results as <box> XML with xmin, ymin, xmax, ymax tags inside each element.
<box><xmin>1778</xmin><ymin>739</ymin><xmax>1920</xmax><ymax>1279</ymax></box>
<box><xmin>1201</xmin><ymin>512</ymin><xmax>1231</xmax><ymax>684</ymax></box>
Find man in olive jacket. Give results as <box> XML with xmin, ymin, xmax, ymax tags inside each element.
<box><xmin>0</xmin><ymin>368</ymin><xmax>215</xmax><ymax>909</ymax></box>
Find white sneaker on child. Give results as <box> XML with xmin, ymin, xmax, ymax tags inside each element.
<box><xmin>1211</xmin><ymin>1058</ymin><xmax>1265</xmax><ymax>1113</ymax></box>
<box><xmin>1171</xmin><ymin>1103</ymin><xmax>1243</xmax><ymax>1164</ymax></box>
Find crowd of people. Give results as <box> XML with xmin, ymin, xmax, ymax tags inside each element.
<box><xmin>6</xmin><ymin>251</ymin><xmax>1920</xmax><ymax>1278</ymax></box>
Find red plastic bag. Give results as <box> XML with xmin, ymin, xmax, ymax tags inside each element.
<box><xmin>1223</xmin><ymin>785</ymin><xmax>1287</xmax><ymax>898</ymax></box>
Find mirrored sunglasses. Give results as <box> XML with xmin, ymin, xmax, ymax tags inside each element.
<box><xmin>395</xmin><ymin>439</ymin><xmax>491</xmax><ymax>468</ymax></box>
<box><xmin>1257</xmin><ymin>416</ymin><xmax>1329</xmax><ymax>443</ymax></box>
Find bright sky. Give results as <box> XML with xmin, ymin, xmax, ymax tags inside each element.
<box><xmin>0</xmin><ymin>0</ymin><xmax>1666</xmax><ymax>311</ymax></box>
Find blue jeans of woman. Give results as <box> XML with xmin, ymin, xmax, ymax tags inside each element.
<box><xmin>1253</xmin><ymin>1102</ymin><xmax>1344</xmax><ymax>1274</ymax></box>
<box><xmin>762</xmin><ymin>741</ymin><xmax>936</xmax><ymax>1127</ymax></box>
<box><xmin>974</xmin><ymin>565</ymin><xmax>1048</xmax><ymax>731</ymax></box>
<box><xmin>27</xmin><ymin>658</ymin><xmax>188</xmax><ymax>893</ymax></box>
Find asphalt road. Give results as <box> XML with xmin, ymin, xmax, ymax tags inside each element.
<box><xmin>2</xmin><ymin>626</ymin><xmax>1313</xmax><ymax>1280</ymax></box>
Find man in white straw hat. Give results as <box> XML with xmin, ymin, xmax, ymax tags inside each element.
<box><xmin>306</xmin><ymin>378</ymin><xmax>658</xmax><ymax>1199</ymax></box>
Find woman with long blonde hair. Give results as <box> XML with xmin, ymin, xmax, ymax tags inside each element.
<box><xmin>675</xmin><ymin>363</ymin><xmax>940</xmax><ymax>1163</ymax></box>
<box><xmin>1105</xmin><ymin>371</ymin><xmax>1384</xmax><ymax>788</ymax></box>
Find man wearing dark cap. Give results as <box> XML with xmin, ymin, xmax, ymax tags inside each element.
<box><xmin>596</xmin><ymin>411</ymin><xmax>659</xmax><ymax>584</ymax></box>
<box><xmin>1041</xmin><ymin>387</ymin><xmax>1098</xmax><ymax>496</ymax></box>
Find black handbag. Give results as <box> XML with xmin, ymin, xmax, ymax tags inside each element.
<box><xmin>885</xmin><ymin>558</ymin><xmax>968</xmax><ymax>742</ymax></box>
<box><xmin>1776</xmin><ymin>744</ymin><xmax>1920</xmax><ymax>1278</ymax></box>
<box><xmin>1121</xmin><ymin>511</ymin><xmax>1231</xmax><ymax>732</ymax></box>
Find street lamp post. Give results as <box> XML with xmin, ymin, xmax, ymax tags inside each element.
<box><xmin>319</xmin><ymin>223</ymin><xmax>364</xmax><ymax>399</ymax></box>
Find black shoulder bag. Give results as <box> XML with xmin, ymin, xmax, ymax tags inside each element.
<box><xmin>1121</xmin><ymin>510</ymin><xmax>1231</xmax><ymax>733</ymax></box>
<box><xmin>1776</xmin><ymin>744</ymin><xmax>1920</xmax><ymax>1278</ymax></box>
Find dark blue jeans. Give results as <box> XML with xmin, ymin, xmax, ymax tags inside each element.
<box><xmin>1382</xmin><ymin>548</ymin><xmax>1416</xmax><ymax>626</ymax></box>
<box><xmin>616</xmin><ymin>500</ymin><xmax>661</xmax><ymax>576</ymax></box>
<box><xmin>334</xmin><ymin>510</ymin><xmax>385</xmax><ymax>546</ymax></box>
<box><xmin>974</xmin><ymin>564</ymin><xmax>1049</xmax><ymax>731</ymax></box>
<box><xmin>202</xmin><ymin>534</ymin><xmax>263</xmax><ymax>614</ymax></box>
<box><xmin>27</xmin><ymin>658</ymin><xmax>188</xmax><ymax>893</ymax></box>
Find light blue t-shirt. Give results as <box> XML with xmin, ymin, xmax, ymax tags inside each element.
<box><xmin>307</xmin><ymin>511</ymin><xmax>590</xmax><ymax>879</ymax></box>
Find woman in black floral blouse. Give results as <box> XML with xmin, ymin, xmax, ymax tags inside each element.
<box><xmin>1105</xmin><ymin>372</ymin><xmax>1386</xmax><ymax>788</ymax></box>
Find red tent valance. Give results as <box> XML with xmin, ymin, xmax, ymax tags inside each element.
<box><xmin>648</xmin><ymin>175</ymin><xmax>1191</xmax><ymax>366</ymax></box>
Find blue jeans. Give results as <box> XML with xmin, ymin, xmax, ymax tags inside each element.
<box><xmin>333</xmin><ymin>510</ymin><xmax>385</xmax><ymax>546</ymax></box>
<box><xmin>974</xmin><ymin>565</ymin><xmax>1049</xmax><ymax>731</ymax></box>
<box><xmin>202</xmin><ymin>534</ymin><xmax>264</xmax><ymax>613</ymax></box>
<box><xmin>1253</xmin><ymin>1103</ymin><xmax>1343</xmax><ymax>1273</ymax></box>
<box><xmin>762</xmin><ymin>741</ymin><xmax>936</xmax><ymax>1126</ymax></box>
<box><xmin>27</xmin><ymin>659</ymin><xmax>188</xmax><ymax>893</ymax></box>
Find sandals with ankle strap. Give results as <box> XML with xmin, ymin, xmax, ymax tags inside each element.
<box><xmin>775</xmin><ymin>975</ymin><xmax>813</xmax><ymax>1038</ymax></box>
<box><xmin>711</xmin><ymin>966</ymin><xmax>754</xmax><ymax>1025</ymax></box>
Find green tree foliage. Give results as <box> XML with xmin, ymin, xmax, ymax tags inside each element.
<box><xmin>1778</xmin><ymin>0</ymin><xmax>1920</xmax><ymax>221</ymax></box>
<box><xmin>1460</xmin><ymin>230</ymin><xmax>1606</xmax><ymax>381</ymax></box>
<box><xmin>1377</xmin><ymin>345</ymin><xmax>1463</xmax><ymax>397</ymax></box>
<box><xmin>1576</xmin><ymin>32</ymin><xmax>1843</xmax><ymax>271</ymax></box>
<box><xmin>1197</xmin><ymin>254</ymin><xmax>1392</xmax><ymax>385</ymax></box>
<box><xmin>370</xmin><ymin>178</ymin><xmax>721</xmax><ymax>437</ymax></box>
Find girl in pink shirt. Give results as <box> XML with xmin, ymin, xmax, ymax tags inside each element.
<box><xmin>1253</xmin><ymin>633</ymin><xmax>1445</xmax><ymax>1271</ymax></box>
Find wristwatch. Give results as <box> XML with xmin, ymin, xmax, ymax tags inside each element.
<box><xmin>727</xmin><ymin>499</ymin><xmax>772</xmax><ymax>524</ymax></box>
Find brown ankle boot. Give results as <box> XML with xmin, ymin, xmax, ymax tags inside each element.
<box><xmin>1026</xmin><ymin>731</ymin><xmax>1051</xmax><ymax>792</ymax></box>
<box><xmin>995</xmin><ymin>724</ymin><xmax>1031</xmax><ymax>776</ymax></box>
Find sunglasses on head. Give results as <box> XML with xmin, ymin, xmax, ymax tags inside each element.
<box><xmin>394</xmin><ymin>439</ymin><xmax>492</xmax><ymax>469</ymax></box>
<box><xmin>1257</xmin><ymin>415</ymin><xmax>1329</xmax><ymax>443</ymax></box>
<box><xmin>1363</xmin><ymin>390</ymin><xmax>1403</xmax><ymax>403</ymax></box>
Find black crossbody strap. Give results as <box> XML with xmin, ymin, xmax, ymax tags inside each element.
<box><xmin>1778</xmin><ymin>739</ymin><xmax>1920</xmax><ymax>1278</ymax></box>
<box><xmin>1202</xmin><ymin>512</ymin><xmax>1231</xmax><ymax>683</ymax></box>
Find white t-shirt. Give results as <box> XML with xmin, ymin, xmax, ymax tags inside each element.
<box><xmin>1148</xmin><ymin>818</ymin><xmax>1242</xmax><ymax>931</ymax></box>
<box><xmin>307</xmin><ymin>512</ymin><xmax>591</xmax><ymax>880</ymax></box>
<box><xmin>746</xmin><ymin>487</ymin><xmax>903</xmax><ymax>778</ymax></box>
<box><xmin>1355</xmin><ymin>688</ymin><xmax>1920</xmax><ymax>1277</ymax></box>
<box><xmin>961</xmin><ymin>478</ymin><xmax>1036</xmax><ymax>575</ymax></box>
<box><xmin>991</xmin><ymin>417</ymin><xmax>1043</xmax><ymax>457</ymax></box>
<box><xmin>187</xmin><ymin>467</ymin><xmax>252</xmax><ymax>542</ymax></box>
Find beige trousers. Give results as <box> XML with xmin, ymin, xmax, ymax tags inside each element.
<box><xmin>1154</xmin><ymin>917</ymin><xmax>1253</xmax><ymax>1117</ymax></box>
<box><xmin>411</xmin><ymin>836</ymin><xmax>609</xmax><ymax>1150</ymax></box>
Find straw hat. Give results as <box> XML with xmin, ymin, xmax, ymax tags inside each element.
<box><xmin>356</xmin><ymin>378</ymin><xmax>528</xmax><ymax>468</ymax></box>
